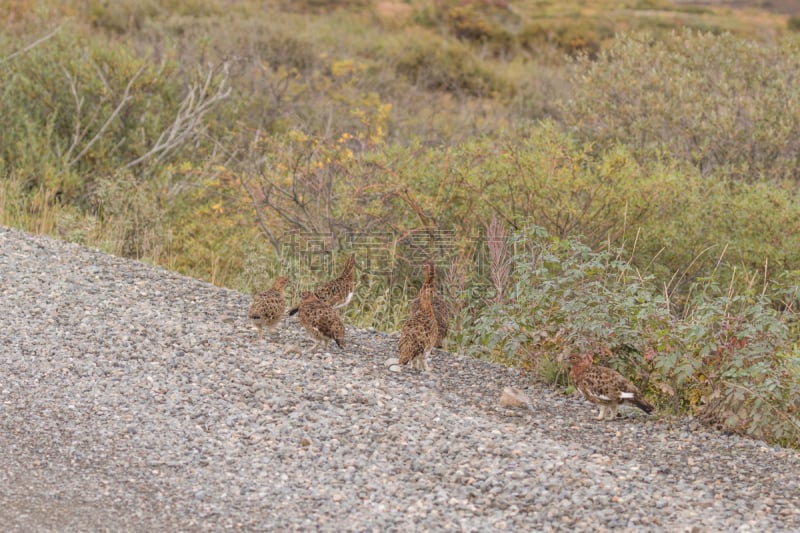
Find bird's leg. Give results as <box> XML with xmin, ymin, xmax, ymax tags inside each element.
<box><xmin>608</xmin><ymin>404</ymin><xmax>619</xmax><ymax>420</ymax></box>
<box><xmin>313</xmin><ymin>331</ymin><xmax>330</xmax><ymax>353</ymax></box>
<box><xmin>595</xmin><ymin>405</ymin><xmax>607</xmax><ymax>421</ymax></box>
<box><xmin>422</xmin><ymin>350</ymin><xmax>432</xmax><ymax>372</ymax></box>
<box><xmin>305</xmin><ymin>336</ymin><xmax>321</xmax><ymax>354</ymax></box>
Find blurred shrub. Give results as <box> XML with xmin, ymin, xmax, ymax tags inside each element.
<box><xmin>519</xmin><ymin>19</ymin><xmax>602</xmax><ymax>59</ymax></box>
<box><xmin>391</xmin><ymin>29</ymin><xmax>510</xmax><ymax>96</ymax></box>
<box><xmin>561</xmin><ymin>31</ymin><xmax>800</xmax><ymax>183</ymax></box>
<box><xmin>88</xmin><ymin>0</ymin><xmax>159</xmax><ymax>33</ymax></box>
<box><xmin>0</xmin><ymin>27</ymin><xmax>229</xmax><ymax>204</ymax></box>
<box><xmin>443</xmin><ymin>3</ymin><xmax>517</xmax><ymax>56</ymax></box>
<box><xmin>278</xmin><ymin>0</ymin><xmax>370</xmax><ymax>14</ymax></box>
<box><xmin>453</xmin><ymin>123</ymin><xmax>670</xmax><ymax>246</ymax></box>
<box><xmin>238</xmin><ymin>118</ymin><xmax>800</xmax><ymax>301</ymax></box>
<box><xmin>90</xmin><ymin>170</ymin><xmax>170</xmax><ymax>261</ymax></box>
<box><xmin>88</xmin><ymin>0</ymin><xmax>228</xmax><ymax>32</ymax></box>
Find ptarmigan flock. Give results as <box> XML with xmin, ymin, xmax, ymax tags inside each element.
<box><xmin>252</xmin><ymin>253</ymin><xmax>655</xmax><ymax>422</ymax></box>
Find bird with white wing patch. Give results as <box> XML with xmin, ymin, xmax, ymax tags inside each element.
<box><xmin>568</xmin><ymin>352</ymin><xmax>654</xmax><ymax>421</ymax></box>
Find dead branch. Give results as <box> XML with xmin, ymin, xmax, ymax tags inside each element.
<box><xmin>125</xmin><ymin>61</ymin><xmax>232</xmax><ymax>168</ymax></box>
<box><xmin>0</xmin><ymin>24</ymin><xmax>63</xmax><ymax>66</ymax></box>
<box><xmin>67</xmin><ymin>64</ymin><xmax>146</xmax><ymax>167</ymax></box>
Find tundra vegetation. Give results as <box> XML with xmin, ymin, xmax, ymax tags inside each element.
<box><xmin>1</xmin><ymin>0</ymin><xmax>799</xmax><ymax>446</ymax></box>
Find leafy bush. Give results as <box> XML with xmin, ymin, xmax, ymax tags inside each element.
<box><xmin>656</xmin><ymin>289</ymin><xmax>800</xmax><ymax>445</ymax></box>
<box><xmin>0</xmin><ymin>26</ymin><xmax>230</xmax><ymax>204</ymax></box>
<box><xmin>462</xmin><ymin>225</ymin><xmax>670</xmax><ymax>370</ymax></box>
<box><xmin>461</xmin><ymin>224</ymin><xmax>800</xmax><ymax>447</ymax></box>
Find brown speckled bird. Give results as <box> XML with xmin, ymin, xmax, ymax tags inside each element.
<box><xmin>568</xmin><ymin>353</ymin><xmax>654</xmax><ymax>421</ymax></box>
<box><xmin>398</xmin><ymin>286</ymin><xmax>438</xmax><ymax>371</ymax></box>
<box><xmin>288</xmin><ymin>254</ymin><xmax>356</xmax><ymax>316</ymax></box>
<box><xmin>297</xmin><ymin>292</ymin><xmax>345</xmax><ymax>353</ymax></box>
<box><xmin>408</xmin><ymin>261</ymin><xmax>450</xmax><ymax>349</ymax></box>
<box><xmin>248</xmin><ymin>276</ymin><xmax>289</xmax><ymax>340</ymax></box>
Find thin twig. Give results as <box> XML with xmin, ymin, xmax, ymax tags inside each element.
<box><xmin>125</xmin><ymin>62</ymin><xmax>231</xmax><ymax>168</ymax></box>
<box><xmin>69</xmin><ymin>63</ymin><xmax>147</xmax><ymax>167</ymax></box>
<box><xmin>0</xmin><ymin>24</ymin><xmax>63</xmax><ymax>66</ymax></box>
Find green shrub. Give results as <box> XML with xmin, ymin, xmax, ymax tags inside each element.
<box><xmin>391</xmin><ymin>29</ymin><xmax>510</xmax><ymax>96</ymax></box>
<box><xmin>0</xmin><ymin>27</ymin><xmax>230</xmax><ymax>204</ymax></box>
<box><xmin>461</xmin><ymin>224</ymin><xmax>800</xmax><ymax>447</ymax></box>
<box><xmin>657</xmin><ymin>289</ymin><xmax>800</xmax><ymax>445</ymax></box>
<box><xmin>462</xmin><ymin>225</ymin><xmax>670</xmax><ymax>368</ymax></box>
<box><xmin>561</xmin><ymin>31</ymin><xmax>800</xmax><ymax>183</ymax></box>
<box><xmin>88</xmin><ymin>0</ymin><xmax>159</xmax><ymax>33</ymax></box>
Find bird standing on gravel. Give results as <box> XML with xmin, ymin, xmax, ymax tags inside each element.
<box><xmin>296</xmin><ymin>292</ymin><xmax>345</xmax><ymax>353</ymax></box>
<box><xmin>248</xmin><ymin>276</ymin><xmax>289</xmax><ymax>340</ymax></box>
<box><xmin>567</xmin><ymin>353</ymin><xmax>654</xmax><ymax>421</ymax></box>
<box><xmin>398</xmin><ymin>286</ymin><xmax>438</xmax><ymax>371</ymax></box>
<box><xmin>288</xmin><ymin>253</ymin><xmax>356</xmax><ymax>316</ymax></box>
<box><xmin>408</xmin><ymin>261</ymin><xmax>450</xmax><ymax>349</ymax></box>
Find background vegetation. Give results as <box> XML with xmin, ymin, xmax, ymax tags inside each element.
<box><xmin>2</xmin><ymin>0</ymin><xmax>800</xmax><ymax>446</ymax></box>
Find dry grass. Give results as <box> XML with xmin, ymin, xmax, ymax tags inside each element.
<box><xmin>374</xmin><ymin>1</ymin><xmax>413</xmax><ymax>28</ymax></box>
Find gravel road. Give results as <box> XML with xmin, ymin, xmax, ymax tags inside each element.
<box><xmin>1</xmin><ymin>226</ymin><xmax>799</xmax><ymax>532</ymax></box>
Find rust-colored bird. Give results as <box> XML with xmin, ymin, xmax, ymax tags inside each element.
<box><xmin>568</xmin><ymin>353</ymin><xmax>654</xmax><ymax>420</ymax></box>
<box><xmin>408</xmin><ymin>261</ymin><xmax>450</xmax><ymax>349</ymax></box>
<box><xmin>296</xmin><ymin>292</ymin><xmax>345</xmax><ymax>353</ymax></box>
<box><xmin>248</xmin><ymin>276</ymin><xmax>289</xmax><ymax>340</ymax></box>
<box><xmin>398</xmin><ymin>286</ymin><xmax>438</xmax><ymax>371</ymax></box>
<box><xmin>288</xmin><ymin>254</ymin><xmax>356</xmax><ymax>315</ymax></box>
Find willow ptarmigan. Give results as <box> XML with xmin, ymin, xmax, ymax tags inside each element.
<box><xmin>288</xmin><ymin>254</ymin><xmax>356</xmax><ymax>316</ymax></box>
<box><xmin>568</xmin><ymin>353</ymin><xmax>654</xmax><ymax>420</ymax></box>
<box><xmin>398</xmin><ymin>286</ymin><xmax>438</xmax><ymax>371</ymax></box>
<box><xmin>248</xmin><ymin>276</ymin><xmax>289</xmax><ymax>340</ymax></box>
<box><xmin>296</xmin><ymin>292</ymin><xmax>345</xmax><ymax>353</ymax></box>
<box><xmin>408</xmin><ymin>261</ymin><xmax>450</xmax><ymax>349</ymax></box>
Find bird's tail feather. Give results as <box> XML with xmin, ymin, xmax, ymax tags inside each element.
<box><xmin>633</xmin><ymin>395</ymin><xmax>654</xmax><ymax>414</ymax></box>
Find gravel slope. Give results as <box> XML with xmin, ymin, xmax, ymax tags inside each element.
<box><xmin>1</xmin><ymin>226</ymin><xmax>799</xmax><ymax>532</ymax></box>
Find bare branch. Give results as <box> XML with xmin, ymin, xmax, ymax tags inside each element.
<box><xmin>61</xmin><ymin>66</ymin><xmax>111</xmax><ymax>163</ymax></box>
<box><xmin>68</xmin><ymin>63</ymin><xmax>147</xmax><ymax>167</ymax></box>
<box><xmin>61</xmin><ymin>65</ymin><xmax>83</xmax><ymax>161</ymax></box>
<box><xmin>125</xmin><ymin>62</ymin><xmax>232</xmax><ymax>168</ymax></box>
<box><xmin>240</xmin><ymin>178</ymin><xmax>281</xmax><ymax>251</ymax></box>
<box><xmin>0</xmin><ymin>24</ymin><xmax>63</xmax><ymax>66</ymax></box>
